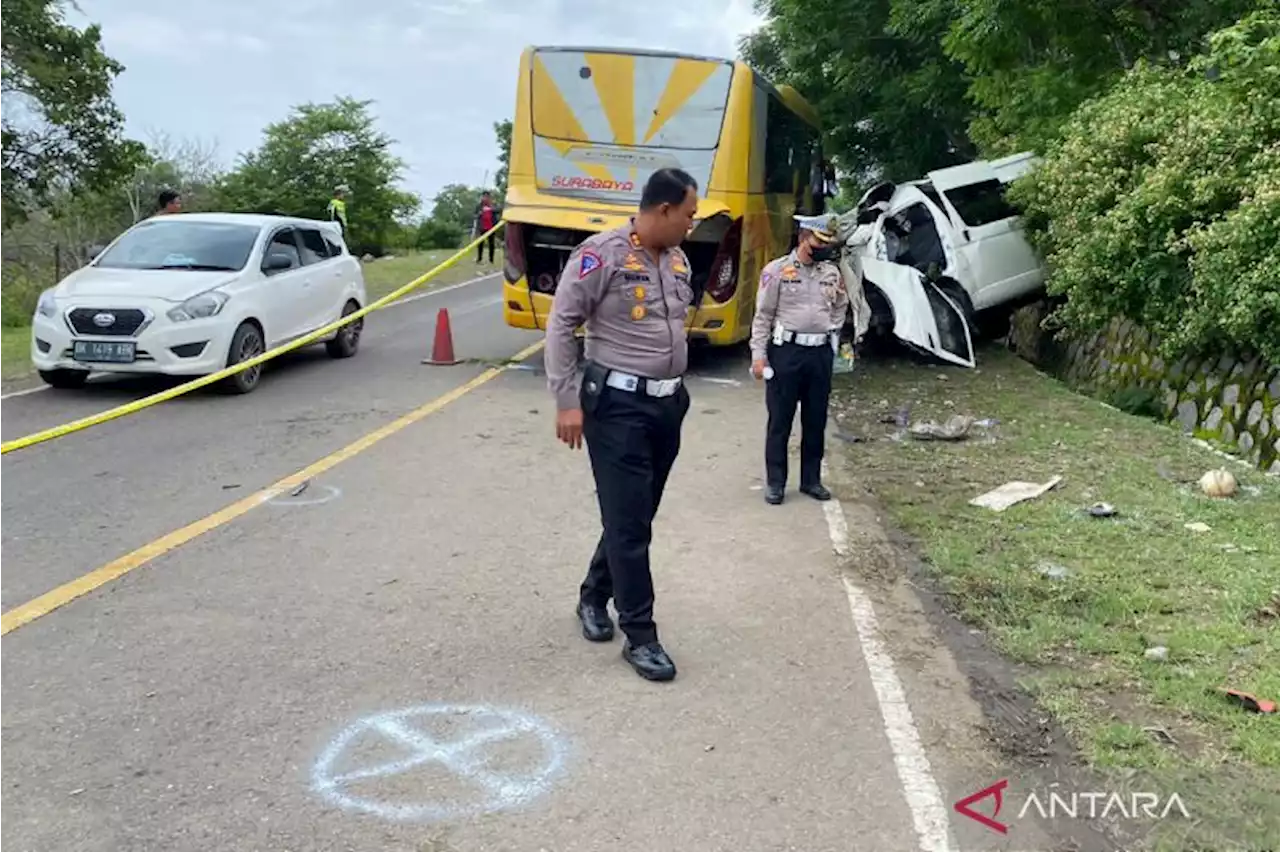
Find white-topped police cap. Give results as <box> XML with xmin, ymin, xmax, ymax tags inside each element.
<box><xmin>793</xmin><ymin>213</ymin><xmax>837</xmax><ymax>243</ymax></box>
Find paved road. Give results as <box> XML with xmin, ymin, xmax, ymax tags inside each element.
<box><xmin>2</xmin><ymin>274</ymin><xmax>1058</xmax><ymax>852</ymax></box>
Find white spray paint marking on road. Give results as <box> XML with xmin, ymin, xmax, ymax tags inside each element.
<box><xmin>312</xmin><ymin>704</ymin><xmax>567</xmax><ymax>823</ymax></box>
<box><xmin>267</xmin><ymin>483</ymin><xmax>342</xmax><ymax>507</ymax></box>
<box><xmin>821</xmin><ymin>461</ymin><xmax>955</xmax><ymax>852</ymax></box>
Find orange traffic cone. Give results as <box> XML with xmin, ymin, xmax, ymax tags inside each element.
<box><xmin>422</xmin><ymin>307</ymin><xmax>461</xmax><ymax>366</ymax></box>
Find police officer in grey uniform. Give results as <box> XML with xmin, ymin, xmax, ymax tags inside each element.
<box><xmin>544</xmin><ymin>168</ymin><xmax>699</xmax><ymax>682</ymax></box>
<box><xmin>750</xmin><ymin>214</ymin><xmax>849</xmax><ymax>505</ymax></box>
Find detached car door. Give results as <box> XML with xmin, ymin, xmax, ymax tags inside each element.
<box><xmin>856</xmin><ymin>256</ymin><xmax>975</xmax><ymax>368</ymax></box>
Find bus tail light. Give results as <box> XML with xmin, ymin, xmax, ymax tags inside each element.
<box><xmin>704</xmin><ymin>218</ymin><xmax>743</xmax><ymax>304</ymax></box>
<box><xmin>503</xmin><ymin>222</ymin><xmax>526</xmax><ymax>284</ymax></box>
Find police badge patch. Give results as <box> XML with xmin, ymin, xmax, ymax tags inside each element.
<box><xmin>578</xmin><ymin>250</ymin><xmax>602</xmax><ymax>278</ymax></box>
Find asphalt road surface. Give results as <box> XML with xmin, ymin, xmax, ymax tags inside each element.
<box><xmin>2</xmin><ymin>272</ymin><xmax>1057</xmax><ymax>852</ymax></box>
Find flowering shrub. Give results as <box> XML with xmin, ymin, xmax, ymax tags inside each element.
<box><xmin>1008</xmin><ymin>10</ymin><xmax>1280</xmax><ymax>364</ymax></box>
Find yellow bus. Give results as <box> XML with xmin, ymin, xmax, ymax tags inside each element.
<box><xmin>500</xmin><ymin>45</ymin><xmax>827</xmax><ymax>346</ymax></box>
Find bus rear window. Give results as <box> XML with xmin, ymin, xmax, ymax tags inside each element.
<box><xmin>531</xmin><ymin>49</ymin><xmax>732</xmax><ymax>149</ymax></box>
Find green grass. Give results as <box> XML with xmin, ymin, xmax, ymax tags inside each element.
<box><xmin>361</xmin><ymin>248</ymin><xmax>504</xmax><ymax>303</ymax></box>
<box><xmin>831</xmin><ymin>345</ymin><xmax>1280</xmax><ymax>850</ymax></box>
<box><xmin>2</xmin><ymin>325</ymin><xmax>34</xmax><ymax>381</ymax></box>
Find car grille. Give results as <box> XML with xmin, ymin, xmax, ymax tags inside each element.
<box><xmin>67</xmin><ymin>308</ymin><xmax>147</xmax><ymax>337</ymax></box>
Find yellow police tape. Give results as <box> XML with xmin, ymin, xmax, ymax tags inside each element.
<box><xmin>0</xmin><ymin>222</ymin><xmax>507</xmax><ymax>456</ymax></box>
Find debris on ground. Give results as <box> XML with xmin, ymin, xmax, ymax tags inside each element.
<box><xmin>1217</xmin><ymin>688</ymin><xmax>1277</xmax><ymax>714</ymax></box>
<box><xmin>1184</xmin><ymin>521</ymin><xmax>1212</xmax><ymax>534</ymax></box>
<box><xmin>1252</xmin><ymin>593</ymin><xmax>1280</xmax><ymax>623</ymax></box>
<box><xmin>833</xmin><ymin>431</ymin><xmax>865</xmax><ymax>443</ymax></box>
<box><xmin>289</xmin><ymin>481</ymin><xmax>310</xmax><ymax>497</ymax></box>
<box><xmin>1143</xmin><ymin>725</ymin><xmax>1178</xmax><ymax>746</ymax></box>
<box><xmin>908</xmin><ymin>414</ymin><xmax>975</xmax><ymax>441</ymax></box>
<box><xmin>1086</xmin><ymin>502</ymin><xmax>1118</xmax><ymax>518</ymax></box>
<box><xmin>973</xmin><ymin>418</ymin><xmax>1000</xmax><ymax>428</ymax></box>
<box><xmin>1199</xmin><ymin>468</ymin><xmax>1239</xmax><ymax>498</ymax></box>
<box><xmin>1144</xmin><ymin>646</ymin><xmax>1170</xmax><ymax>662</ymax></box>
<box><xmin>969</xmin><ymin>475</ymin><xmax>1064</xmax><ymax>511</ymax></box>
<box><xmin>1034</xmin><ymin>561</ymin><xmax>1071</xmax><ymax>580</ymax></box>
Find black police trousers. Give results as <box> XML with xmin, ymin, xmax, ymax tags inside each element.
<box><xmin>579</xmin><ymin>366</ymin><xmax>690</xmax><ymax>646</ymax></box>
<box><xmin>765</xmin><ymin>339</ymin><xmax>833</xmax><ymax>489</ymax></box>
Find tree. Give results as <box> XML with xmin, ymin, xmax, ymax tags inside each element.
<box><xmin>1</xmin><ymin>0</ymin><xmax>145</xmax><ymax>225</ymax></box>
<box><xmin>428</xmin><ymin>183</ymin><xmax>484</xmax><ymax>236</ymax></box>
<box><xmin>941</xmin><ymin>0</ymin><xmax>1259</xmax><ymax>154</ymax></box>
<box><xmin>416</xmin><ymin>218</ymin><xmax>464</xmax><ymax>251</ymax></box>
<box><xmin>741</xmin><ymin>0</ymin><xmax>976</xmax><ymax>186</ymax></box>
<box><xmin>493</xmin><ymin>119</ymin><xmax>512</xmax><ymax>198</ymax></box>
<box><xmin>214</xmin><ymin>97</ymin><xmax>419</xmax><ymax>255</ymax></box>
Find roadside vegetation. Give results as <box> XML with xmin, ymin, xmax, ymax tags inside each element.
<box><xmin>832</xmin><ymin>348</ymin><xmax>1279</xmax><ymax>849</ymax></box>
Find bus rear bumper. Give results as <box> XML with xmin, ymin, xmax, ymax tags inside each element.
<box><xmin>502</xmin><ymin>278</ymin><xmax>746</xmax><ymax>345</ymax></box>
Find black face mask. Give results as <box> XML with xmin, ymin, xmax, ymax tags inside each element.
<box><xmin>810</xmin><ymin>243</ymin><xmax>839</xmax><ymax>263</ymax></box>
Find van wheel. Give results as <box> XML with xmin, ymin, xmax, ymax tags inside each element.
<box><xmin>217</xmin><ymin>322</ymin><xmax>265</xmax><ymax>395</ymax></box>
<box><xmin>39</xmin><ymin>369</ymin><xmax>89</xmax><ymax>389</ymax></box>
<box><xmin>326</xmin><ymin>301</ymin><xmax>362</xmax><ymax>358</ymax></box>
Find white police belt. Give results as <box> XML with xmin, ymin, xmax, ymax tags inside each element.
<box><xmin>778</xmin><ymin>329</ymin><xmax>834</xmax><ymax>347</ymax></box>
<box><xmin>605</xmin><ymin>370</ymin><xmax>683</xmax><ymax>397</ymax></box>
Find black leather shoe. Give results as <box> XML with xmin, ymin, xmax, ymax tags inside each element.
<box><xmin>622</xmin><ymin>640</ymin><xmax>677</xmax><ymax>681</ymax></box>
<box><xmin>800</xmin><ymin>483</ymin><xmax>832</xmax><ymax>501</ymax></box>
<box><xmin>765</xmin><ymin>484</ymin><xmax>785</xmax><ymax>505</ymax></box>
<box><xmin>577</xmin><ymin>601</ymin><xmax>614</xmax><ymax>642</ymax></box>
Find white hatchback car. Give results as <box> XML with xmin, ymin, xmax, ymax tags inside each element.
<box><xmin>31</xmin><ymin>213</ymin><xmax>367</xmax><ymax>393</ymax></box>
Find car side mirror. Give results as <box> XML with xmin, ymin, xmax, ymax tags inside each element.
<box><xmin>263</xmin><ymin>252</ymin><xmax>294</xmax><ymax>272</ymax></box>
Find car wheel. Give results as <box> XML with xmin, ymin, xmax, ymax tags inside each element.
<box><xmin>217</xmin><ymin>321</ymin><xmax>265</xmax><ymax>395</ymax></box>
<box><xmin>39</xmin><ymin>369</ymin><xmax>89</xmax><ymax>389</ymax></box>
<box><xmin>326</xmin><ymin>301</ymin><xmax>362</xmax><ymax>359</ymax></box>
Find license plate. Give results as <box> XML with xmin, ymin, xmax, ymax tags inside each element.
<box><xmin>73</xmin><ymin>340</ymin><xmax>136</xmax><ymax>363</ymax></box>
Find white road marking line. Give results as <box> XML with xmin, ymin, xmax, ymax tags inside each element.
<box><xmin>0</xmin><ymin>272</ymin><xmax>502</xmax><ymax>402</ymax></box>
<box><xmin>822</xmin><ymin>464</ymin><xmax>955</xmax><ymax>852</ymax></box>
<box><xmin>1</xmin><ymin>384</ymin><xmax>54</xmax><ymax>400</ymax></box>
<box><xmin>385</xmin><ymin>271</ymin><xmax>501</xmax><ymax>308</ymax></box>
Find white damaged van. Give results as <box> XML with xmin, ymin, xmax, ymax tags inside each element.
<box><xmin>836</xmin><ymin>152</ymin><xmax>1046</xmax><ymax>367</ymax></box>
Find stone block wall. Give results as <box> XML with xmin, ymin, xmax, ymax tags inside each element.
<box><xmin>1007</xmin><ymin>302</ymin><xmax>1279</xmax><ymax>472</ymax></box>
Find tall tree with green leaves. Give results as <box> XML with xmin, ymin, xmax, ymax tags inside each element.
<box><xmin>1</xmin><ymin>0</ymin><xmax>145</xmax><ymax>225</ymax></box>
<box><xmin>493</xmin><ymin>119</ymin><xmax>512</xmax><ymax>198</ymax></box>
<box><xmin>741</xmin><ymin>0</ymin><xmax>975</xmax><ymax>186</ymax></box>
<box><xmin>214</xmin><ymin>97</ymin><xmax>418</xmax><ymax>254</ymax></box>
<box><xmin>941</xmin><ymin>0</ymin><xmax>1260</xmax><ymax>153</ymax></box>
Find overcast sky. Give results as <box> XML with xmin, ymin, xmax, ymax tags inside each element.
<box><xmin>71</xmin><ymin>0</ymin><xmax>766</xmax><ymax>214</ymax></box>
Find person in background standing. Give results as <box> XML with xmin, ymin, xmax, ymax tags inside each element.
<box><xmin>750</xmin><ymin>214</ymin><xmax>849</xmax><ymax>505</ymax></box>
<box><xmin>474</xmin><ymin>190</ymin><xmax>501</xmax><ymax>264</ymax></box>
<box><xmin>157</xmin><ymin>190</ymin><xmax>182</xmax><ymax>215</ymax></box>
<box><xmin>327</xmin><ymin>185</ymin><xmax>349</xmax><ymax>238</ymax></box>
<box><xmin>544</xmin><ymin>168</ymin><xmax>699</xmax><ymax>682</ymax></box>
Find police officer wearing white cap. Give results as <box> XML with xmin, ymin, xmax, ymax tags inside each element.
<box><xmin>750</xmin><ymin>214</ymin><xmax>849</xmax><ymax>505</ymax></box>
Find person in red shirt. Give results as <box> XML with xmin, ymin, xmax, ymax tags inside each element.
<box><xmin>473</xmin><ymin>191</ymin><xmax>501</xmax><ymax>264</ymax></box>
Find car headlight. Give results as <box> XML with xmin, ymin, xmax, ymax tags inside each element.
<box><xmin>167</xmin><ymin>290</ymin><xmax>229</xmax><ymax>322</ymax></box>
<box><xmin>35</xmin><ymin>290</ymin><xmax>58</xmax><ymax>319</ymax></box>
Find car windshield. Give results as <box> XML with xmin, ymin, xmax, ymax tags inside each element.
<box><xmin>95</xmin><ymin>220</ymin><xmax>261</xmax><ymax>272</ymax></box>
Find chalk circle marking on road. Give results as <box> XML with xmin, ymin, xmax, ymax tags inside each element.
<box><xmin>267</xmin><ymin>482</ymin><xmax>342</xmax><ymax>507</ymax></box>
<box><xmin>311</xmin><ymin>704</ymin><xmax>568</xmax><ymax>823</ymax></box>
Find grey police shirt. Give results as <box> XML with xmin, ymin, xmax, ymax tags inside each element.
<box><xmin>545</xmin><ymin>223</ymin><xmax>695</xmax><ymax>411</ymax></box>
<box><xmin>749</xmin><ymin>250</ymin><xmax>849</xmax><ymax>361</ymax></box>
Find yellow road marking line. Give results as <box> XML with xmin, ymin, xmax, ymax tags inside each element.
<box><xmin>0</xmin><ymin>223</ymin><xmax>505</xmax><ymax>456</ymax></box>
<box><xmin>0</xmin><ymin>339</ymin><xmax>546</xmax><ymax>637</ymax></box>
